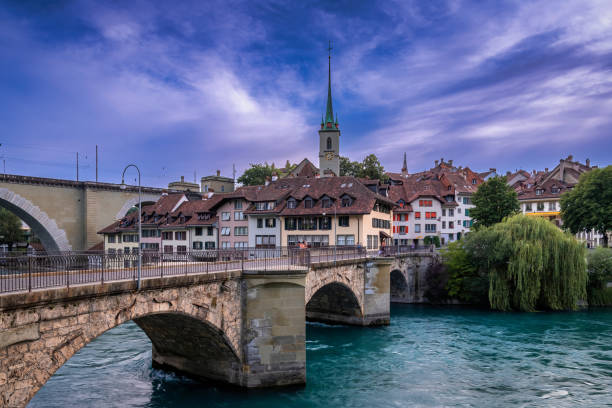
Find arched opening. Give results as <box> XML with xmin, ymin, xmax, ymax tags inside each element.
<box><xmin>390</xmin><ymin>269</ymin><xmax>409</xmax><ymax>303</ymax></box>
<box><xmin>326</xmin><ymin>137</ymin><xmax>332</xmax><ymax>150</ymax></box>
<box><xmin>306</xmin><ymin>282</ymin><xmax>362</xmax><ymax>325</ymax></box>
<box><xmin>0</xmin><ymin>190</ymin><xmax>70</xmax><ymax>252</ymax></box>
<box><xmin>26</xmin><ymin>312</ymin><xmax>241</xmax><ymax>407</ymax></box>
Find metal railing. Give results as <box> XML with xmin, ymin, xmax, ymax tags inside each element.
<box><xmin>0</xmin><ymin>245</ymin><xmax>412</xmax><ymax>295</ymax></box>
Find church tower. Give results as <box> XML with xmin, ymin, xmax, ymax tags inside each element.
<box><xmin>318</xmin><ymin>42</ymin><xmax>340</xmax><ymax>177</ymax></box>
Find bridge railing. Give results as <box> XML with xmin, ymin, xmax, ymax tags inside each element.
<box><xmin>0</xmin><ymin>248</ymin><xmax>312</xmax><ymax>294</ymax></box>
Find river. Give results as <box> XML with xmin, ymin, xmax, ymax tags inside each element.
<box><xmin>29</xmin><ymin>305</ymin><xmax>612</xmax><ymax>407</ymax></box>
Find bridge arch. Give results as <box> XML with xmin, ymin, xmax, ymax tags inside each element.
<box><xmin>0</xmin><ymin>188</ymin><xmax>71</xmax><ymax>252</ymax></box>
<box><xmin>306</xmin><ymin>282</ymin><xmax>363</xmax><ymax>325</ymax></box>
<box><xmin>116</xmin><ymin>194</ymin><xmax>161</xmax><ymax>219</ymax></box>
<box><xmin>390</xmin><ymin>269</ymin><xmax>410</xmax><ymax>303</ymax></box>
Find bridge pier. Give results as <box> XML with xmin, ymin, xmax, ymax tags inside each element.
<box><xmin>306</xmin><ymin>257</ymin><xmax>392</xmax><ymax>326</ymax></box>
<box><xmin>0</xmin><ymin>269</ymin><xmax>307</xmax><ymax>407</ymax></box>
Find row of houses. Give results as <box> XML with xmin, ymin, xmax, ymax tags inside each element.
<box><xmin>99</xmin><ymin>175</ymin><xmax>396</xmax><ymax>253</ymax></box>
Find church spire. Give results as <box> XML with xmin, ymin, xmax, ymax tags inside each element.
<box><xmin>324</xmin><ymin>41</ymin><xmax>337</xmax><ymax>129</ymax></box>
<box><xmin>402</xmin><ymin>152</ymin><xmax>408</xmax><ymax>174</ymax></box>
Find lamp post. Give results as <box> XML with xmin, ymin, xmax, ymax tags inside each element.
<box><xmin>120</xmin><ymin>164</ymin><xmax>142</xmax><ymax>290</ymax></box>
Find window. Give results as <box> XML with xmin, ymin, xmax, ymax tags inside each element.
<box><xmin>222</xmin><ymin>212</ymin><xmax>231</xmax><ymax>221</ymax></box>
<box><xmin>415</xmin><ymin>212</ymin><xmax>421</xmax><ymax>219</ymax></box>
<box><xmin>234</xmin><ymin>212</ymin><xmax>245</xmax><ymax>221</ymax></box>
<box><xmin>205</xmin><ymin>242</ymin><xmax>215</xmax><ymax>249</ymax></box>
<box><xmin>234</xmin><ymin>200</ymin><xmax>242</xmax><ymax>210</ymax></box>
<box><xmin>465</xmin><ymin>209</ymin><xmax>470</xmax><ymax>217</ymax></box>
<box><xmin>287</xmin><ymin>199</ymin><xmax>297</xmax><ymax>209</ymax></box>
<box><xmin>372</xmin><ymin>218</ymin><xmax>391</xmax><ymax>229</ymax></box>
<box><xmin>302</xmin><ymin>217</ymin><xmax>318</xmax><ymax>230</ymax></box>
<box><xmin>448</xmin><ymin>185</ymin><xmax>452</xmax><ymax>191</ymax></box>
<box><xmin>124</xmin><ymin>247</ymin><xmax>131</xmax><ymax>254</ymax></box>
<box><xmin>414</xmin><ymin>224</ymin><xmax>421</xmax><ymax>233</ymax></box>
<box><xmin>265</xmin><ymin>218</ymin><xmax>276</xmax><ymax>228</ymax></box>
<box><xmin>419</xmin><ymin>200</ymin><xmax>433</xmax><ymax>207</ymax></box>
<box><xmin>449</xmin><ymin>221</ymin><xmax>454</xmax><ymax>229</ymax></box>
<box><xmin>207</xmin><ymin>227</ymin><xmax>213</xmax><ymax>236</ymax></box>
<box><xmin>221</xmin><ymin>227</ymin><xmax>231</xmax><ymax>236</ymax></box>
<box><xmin>457</xmin><ymin>208</ymin><xmax>462</xmax><ymax>214</ymax></box>
<box><xmin>162</xmin><ymin>231</ymin><xmax>172</xmax><ymax>240</ymax></box>
<box><xmin>257</xmin><ymin>218</ymin><xmax>263</xmax><ymax>228</ymax></box>
<box><xmin>525</xmin><ymin>203</ymin><xmax>532</xmax><ymax>212</ymax></box>
<box><xmin>338</xmin><ymin>216</ymin><xmax>349</xmax><ymax>227</ymax></box>
<box><xmin>548</xmin><ymin>202</ymin><xmax>556</xmax><ymax>211</ymax></box>
<box><xmin>255</xmin><ymin>235</ymin><xmax>276</xmax><ymax>248</ymax></box>
<box><xmin>442</xmin><ymin>221</ymin><xmax>446</xmax><ymax>229</ymax></box>
<box><xmin>142</xmin><ymin>229</ymin><xmax>159</xmax><ymax>238</ymax></box>
<box><xmin>472</xmin><ymin>178</ymin><xmax>477</xmax><ymax>185</ymax></box>
<box><xmin>425</xmin><ymin>224</ymin><xmax>436</xmax><ymax>232</ymax></box>
<box><xmin>235</xmin><ymin>226</ymin><xmax>248</xmax><ymax>236</ymax></box>
<box><xmin>367</xmin><ymin>235</ymin><xmax>379</xmax><ymax>250</ymax></box>
<box><xmin>193</xmin><ymin>241</ymin><xmax>203</xmax><ymax>250</ymax></box>
<box><xmin>234</xmin><ymin>242</ymin><xmax>248</xmax><ymax>249</ymax></box>
<box><xmin>537</xmin><ymin>202</ymin><xmax>545</xmax><ymax>211</ymax></box>
<box><xmin>336</xmin><ymin>235</ymin><xmax>355</xmax><ymax>246</ymax></box>
<box><xmin>536</xmin><ymin>189</ymin><xmax>544</xmax><ymax>196</ymax></box>
<box><xmin>442</xmin><ymin>209</ymin><xmax>446</xmax><ymax>217</ymax></box>
<box><xmin>319</xmin><ymin>217</ymin><xmax>332</xmax><ymax>230</ymax></box>
<box><xmin>462</xmin><ymin>197</ymin><xmax>471</xmax><ymax>205</ymax></box>
<box><xmin>285</xmin><ymin>218</ymin><xmax>297</xmax><ymax>230</ymax></box>
<box><xmin>107</xmin><ymin>235</ymin><xmax>116</xmax><ymax>243</ymax></box>
<box><xmin>288</xmin><ymin>235</ymin><xmax>329</xmax><ymax>247</ymax></box>
<box><xmin>425</xmin><ymin>212</ymin><xmax>437</xmax><ymax>219</ymax></box>
<box><xmin>322</xmin><ymin>197</ymin><xmax>331</xmax><ymax>208</ymax></box>
<box><xmin>341</xmin><ymin>196</ymin><xmax>352</xmax><ymax>207</ymax></box>
<box><xmin>304</xmin><ymin>198</ymin><xmax>313</xmax><ymax>208</ymax></box>
<box><xmin>551</xmin><ymin>187</ymin><xmax>560</xmax><ymax>194</ymax></box>
<box><xmin>198</xmin><ymin>213</ymin><xmax>211</xmax><ymax>221</ymax></box>
<box><xmin>255</xmin><ymin>202</ymin><xmax>275</xmax><ymax>210</ymax></box>
<box><xmin>195</xmin><ymin>227</ymin><xmax>203</xmax><ymax>236</ymax></box>
<box><xmin>164</xmin><ymin>245</ymin><xmax>173</xmax><ymax>254</ymax></box>
<box><xmin>399</xmin><ymin>226</ymin><xmax>408</xmax><ymax>234</ymax></box>
<box><xmin>175</xmin><ymin>231</ymin><xmax>186</xmax><ymax>240</ymax></box>
<box><xmin>177</xmin><ymin>246</ymin><xmax>187</xmax><ymax>254</ymax></box>
<box><xmin>326</xmin><ymin>137</ymin><xmax>332</xmax><ymax>150</ymax></box>
<box><xmin>448</xmin><ymin>209</ymin><xmax>454</xmax><ymax>217</ymax></box>
<box><xmin>221</xmin><ymin>242</ymin><xmax>230</xmax><ymax>249</ymax></box>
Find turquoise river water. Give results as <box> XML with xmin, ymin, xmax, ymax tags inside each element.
<box><xmin>29</xmin><ymin>305</ymin><xmax>612</xmax><ymax>407</ymax></box>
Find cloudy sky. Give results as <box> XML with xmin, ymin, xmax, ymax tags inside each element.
<box><xmin>1</xmin><ymin>0</ymin><xmax>611</xmax><ymax>187</ymax></box>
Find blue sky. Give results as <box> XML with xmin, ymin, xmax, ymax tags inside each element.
<box><xmin>1</xmin><ymin>0</ymin><xmax>611</xmax><ymax>187</ymax></box>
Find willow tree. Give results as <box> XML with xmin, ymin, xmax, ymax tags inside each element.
<box><xmin>474</xmin><ymin>215</ymin><xmax>587</xmax><ymax>311</ymax></box>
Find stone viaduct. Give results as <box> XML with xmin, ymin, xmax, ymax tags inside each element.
<box><xmin>0</xmin><ymin>255</ymin><xmax>402</xmax><ymax>407</ymax></box>
<box><xmin>0</xmin><ymin>174</ymin><xmax>165</xmax><ymax>252</ymax></box>
<box><xmin>389</xmin><ymin>252</ymin><xmax>441</xmax><ymax>303</ymax></box>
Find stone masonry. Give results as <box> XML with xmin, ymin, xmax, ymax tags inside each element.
<box><xmin>390</xmin><ymin>253</ymin><xmax>440</xmax><ymax>303</ymax></box>
<box><xmin>0</xmin><ymin>269</ymin><xmax>307</xmax><ymax>407</ymax></box>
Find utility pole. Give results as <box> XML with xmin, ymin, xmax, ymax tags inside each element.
<box><xmin>96</xmin><ymin>145</ymin><xmax>98</xmax><ymax>182</ymax></box>
<box><xmin>76</xmin><ymin>152</ymin><xmax>79</xmax><ymax>182</ymax></box>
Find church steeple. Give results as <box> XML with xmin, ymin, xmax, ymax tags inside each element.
<box><xmin>401</xmin><ymin>152</ymin><xmax>408</xmax><ymax>174</ymax></box>
<box><xmin>324</xmin><ymin>41</ymin><xmax>337</xmax><ymax>129</ymax></box>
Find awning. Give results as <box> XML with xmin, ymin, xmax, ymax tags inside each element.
<box><xmin>379</xmin><ymin>231</ymin><xmax>391</xmax><ymax>239</ymax></box>
<box><xmin>526</xmin><ymin>211</ymin><xmax>560</xmax><ymax>217</ymax></box>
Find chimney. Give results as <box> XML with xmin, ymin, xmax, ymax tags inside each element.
<box><xmin>435</xmin><ymin>160</ymin><xmax>439</xmax><ymax>166</ymax></box>
<box><xmin>532</xmin><ymin>170</ymin><xmax>536</xmax><ymax>175</ymax></box>
<box><xmin>448</xmin><ymin>159</ymin><xmax>453</xmax><ymax>166</ymax></box>
<box><xmin>440</xmin><ymin>157</ymin><xmax>444</xmax><ymax>164</ymax></box>
<box><xmin>567</xmin><ymin>155</ymin><xmax>573</xmax><ymax>161</ymax></box>
<box><xmin>180</xmin><ymin>176</ymin><xmax>184</xmax><ymax>182</ymax></box>
<box><xmin>506</xmin><ymin>171</ymin><xmax>511</xmax><ymax>177</ymax></box>
<box><xmin>586</xmin><ymin>158</ymin><xmax>590</xmax><ymax>167</ymax></box>
<box><xmin>489</xmin><ymin>168</ymin><xmax>496</xmax><ymax>172</ymax></box>
<box><xmin>216</xmin><ymin>170</ymin><xmax>221</xmax><ymax>177</ymax></box>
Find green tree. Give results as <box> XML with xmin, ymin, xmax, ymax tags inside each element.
<box><xmin>469</xmin><ymin>176</ymin><xmax>519</xmax><ymax>229</ymax></box>
<box><xmin>237</xmin><ymin>163</ymin><xmax>275</xmax><ymax>186</ymax></box>
<box><xmin>586</xmin><ymin>247</ymin><xmax>612</xmax><ymax>293</ymax></box>
<box><xmin>561</xmin><ymin>165</ymin><xmax>612</xmax><ymax>247</ymax></box>
<box><xmin>481</xmin><ymin>215</ymin><xmax>587</xmax><ymax>311</ymax></box>
<box><xmin>0</xmin><ymin>207</ymin><xmax>24</xmax><ymax>251</ymax></box>
<box><xmin>442</xmin><ymin>241</ymin><xmax>488</xmax><ymax>304</ymax></box>
<box><xmin>340</xmin><ymin>154</ymin><xmax>388</xmax><ymax>182</ymax></box>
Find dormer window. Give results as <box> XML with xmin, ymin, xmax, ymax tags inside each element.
<box><xmin>448</xmin><ymin>185</ymin><xmax>452</xmax><ymax>191</ymax></box>
<box><xmin>287</xmin><ymin>199</ymin><xmax>297</xmax><ymax>209</ymax></box>
<box><xmin>551</xmin><ymin>187</ymin><xmax>560</xmax><ymax>194</ymax></box>
<box><xmin>341</xmin><ymin>195</ymin><xmax>352</xmax><ymax>207</ymax></box>
<box><xmin>536</xmin><ymin>189</ymin><xmax>544</xmax><ymax>196</ymax></box>
<box><xmin>322</xmin><ymin>197</ymin><xmax>332</xmax><ymax>208</ymax></box>
<box><xmin>154</xmin><ymin>215</ymin><xmax>160</xmax><ymax>222</ymax></box>
<box><xmin>304</xmin><ymin>198</ymin><xmax>314</xmax><ymax>209</ymax></box>
<box><xmin>472</xmin><ymin>178</ymin><xmax>477</xmax><ymax>185</ymax></box>
<box><xmin>179</xmin><ymin>216</ymin><xmax>186</xmax><ymax>224</ymax></box>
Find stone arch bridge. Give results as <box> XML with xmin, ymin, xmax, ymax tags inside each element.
<box><xmin>0</xmin><ymin>251</ymin><xmax>438</xmax><ymax>406</ymax></box>
<box><xmin>0</xmin><ymin>174</ymin><xmax>165</xmax><ymax>252</ymax></box>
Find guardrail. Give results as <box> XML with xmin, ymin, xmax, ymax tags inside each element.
<box><xmin>0</xmin><ymin>245</ymin><xmax>430</xmax><ymax>294</ymax></box>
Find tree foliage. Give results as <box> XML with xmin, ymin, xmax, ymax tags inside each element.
<box><xmin>339</xmin><ymin>154</ymin><xmax>388</xmax><ymax>182</ymax></box>
<box><xmin>237</xmin><ymin>163</ymin><xmax>275</xmax><ymax>186</ymax></box>
<box><xmin>442</xmin><ymin>241</ymin><xmax>489</xmax><ymax>305</ymax></box>
<box><xmin>0</xmin><ymin>207</ymin><xmax>24</xmax><ymax>250</ymax></box>
<box><xmin>586</xmin><ymin>247</ymin><xmax>612</xmax><ymax>297</ymax></box>
<box><xmin>561</xmin><ymin>165</ymin><xmax>612</xmax><ymax>247</ymax></box>
<box><xmin>478</xmin><ymin>215</ymin><xmax>587</xmax><ymax>311</ymax></box>
<box><xmin>469</xmin><ymin>176</ymin><xmax>520</xmax><ymax>229</ymax></box>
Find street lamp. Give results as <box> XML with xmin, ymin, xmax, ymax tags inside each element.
<box><xmin>120</xmin><ymin>164</ymin><xmax>142</xmax><ymax>290</ymax></box>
